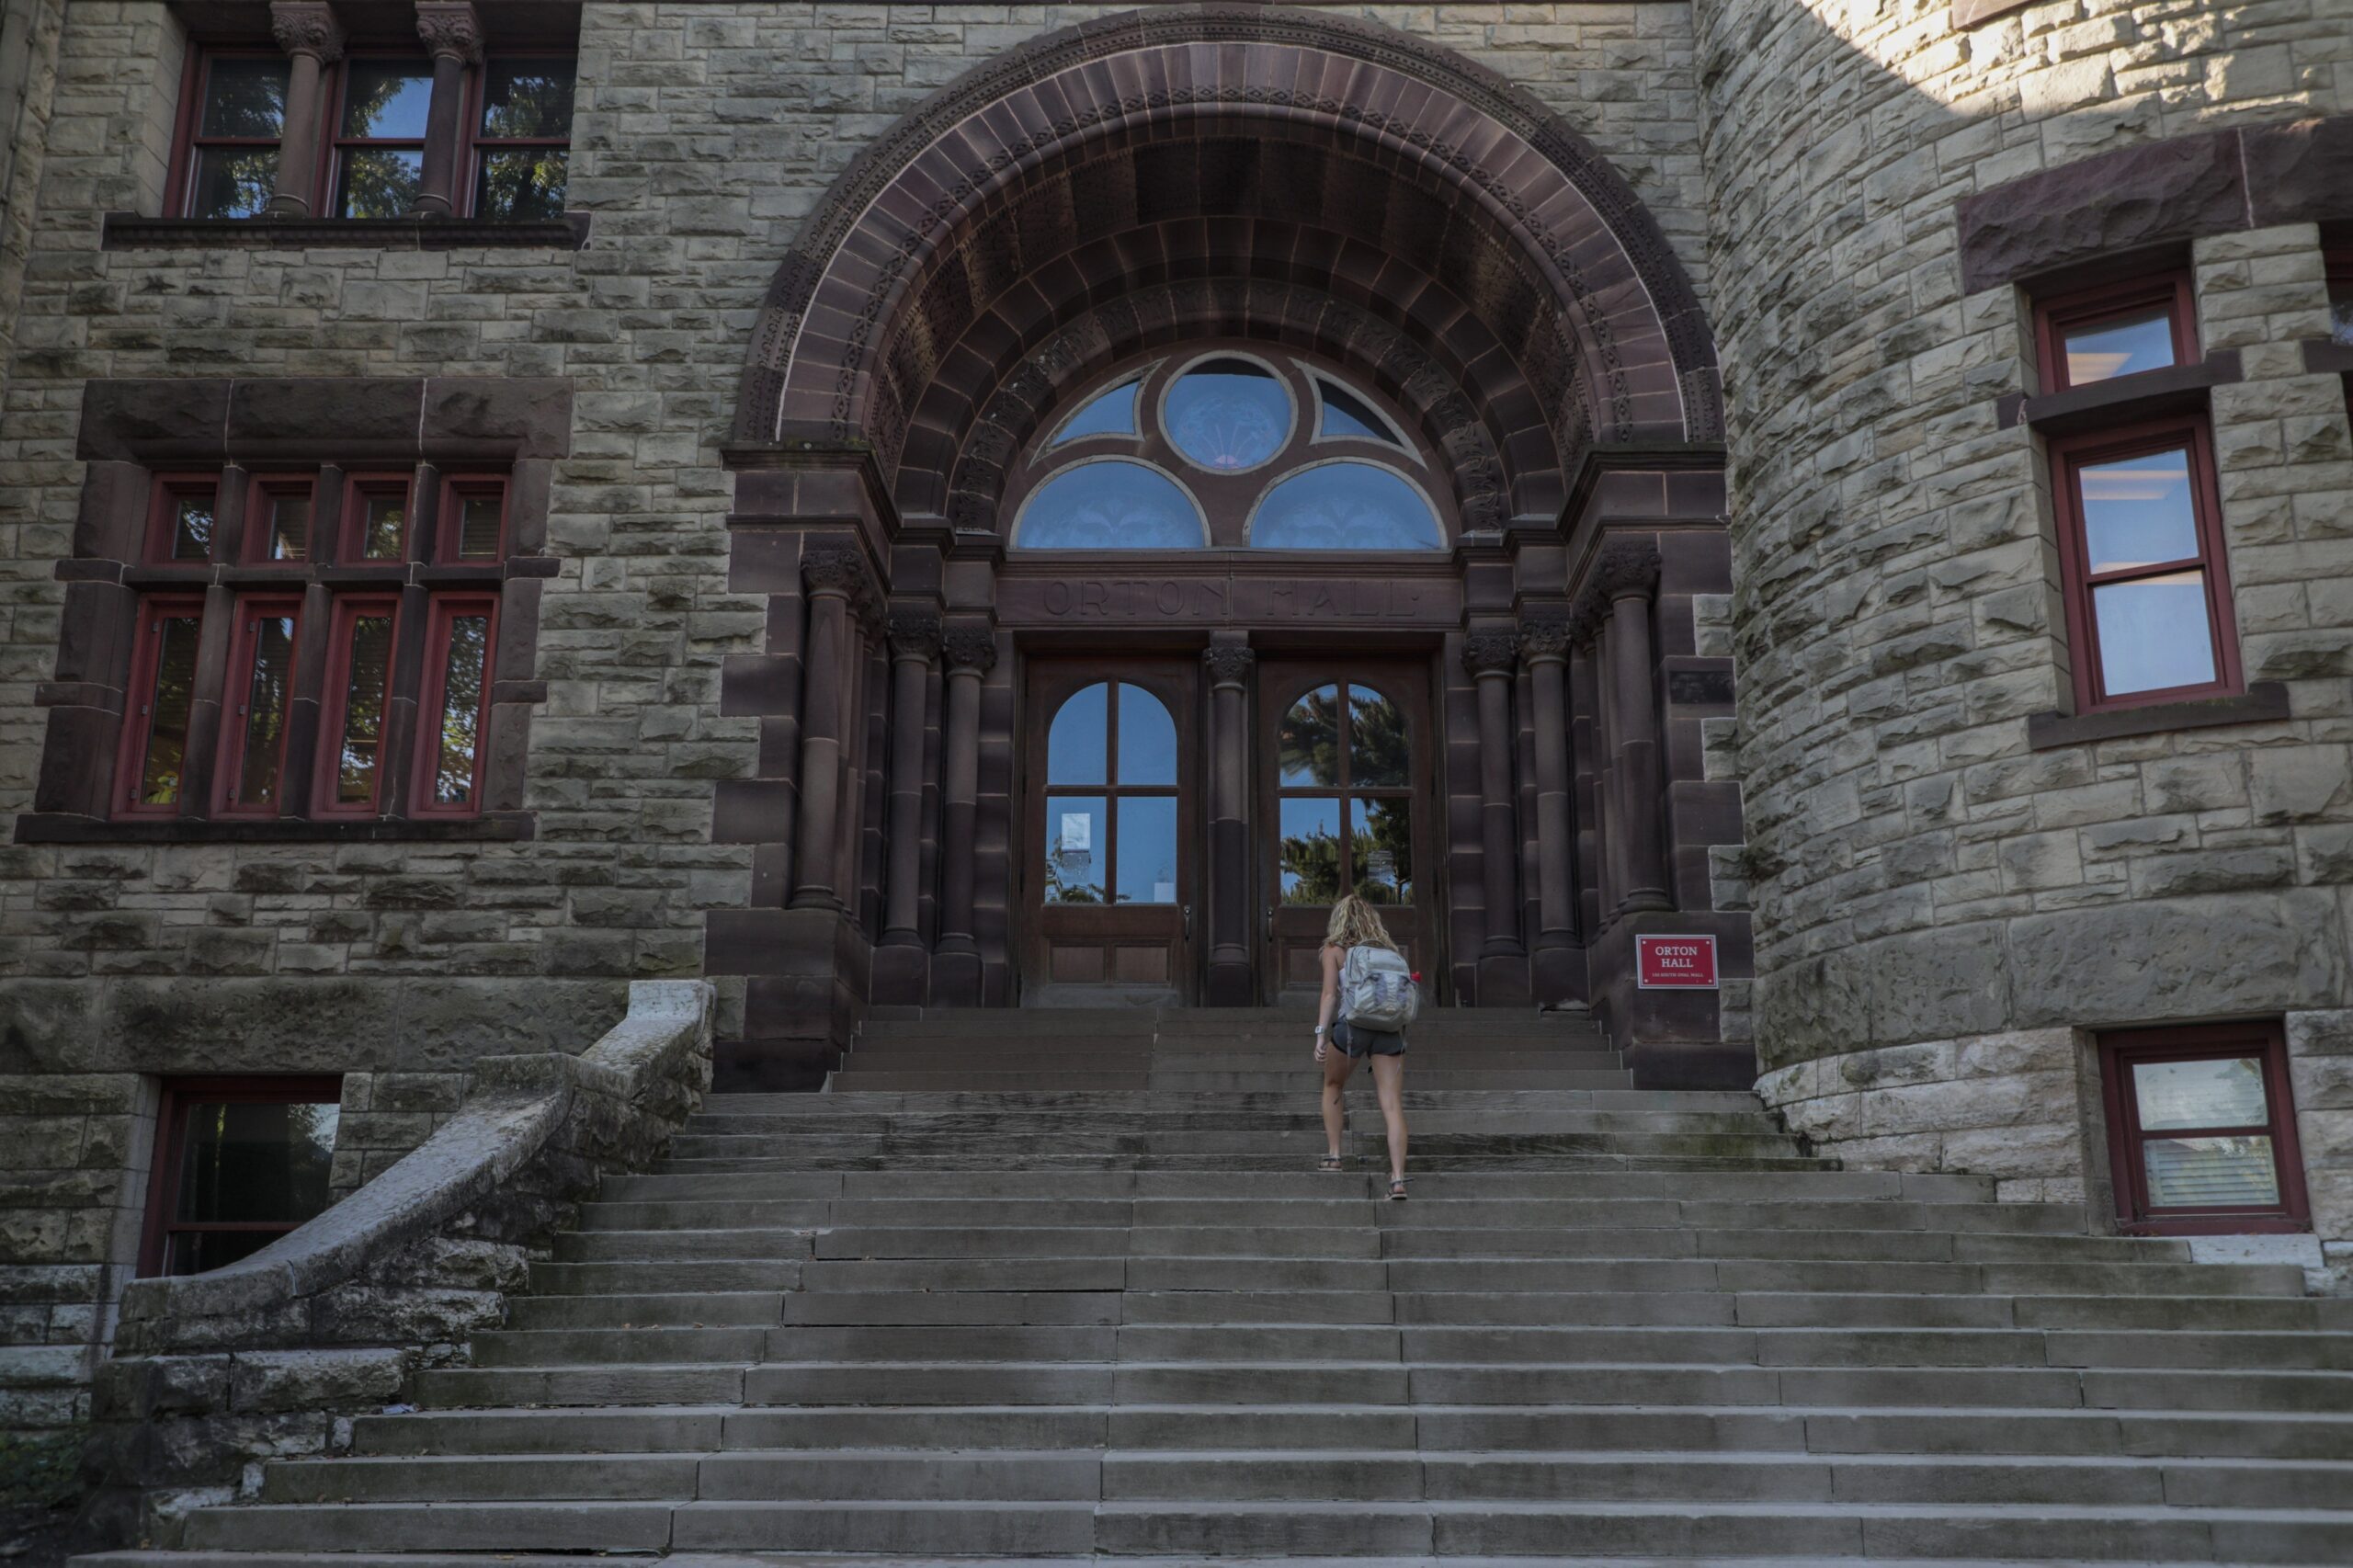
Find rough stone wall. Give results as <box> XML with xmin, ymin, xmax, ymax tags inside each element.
<box><xmin>1697</xmin><ymin>0</ymin><xmax>2353</xmax><ymax>1239</ymax></box>
<box><xmin>0</xmin><ymin>0</ymin><xmax>1709</xmax><ymax>1438</ymax></box>
<box><xmin>0</xmin><ymin>0</ymin><xmax>64</xmax><ymax>408</ymax></box>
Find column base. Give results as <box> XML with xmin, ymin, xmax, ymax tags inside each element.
<box><xmin>930</xmin><ymin>941</ymin><xmax>982</xmax><ymax>1007</ymax></box>
<box><xmin>1473</xmin><ymin>951</ymin><xmax>1533</xmax><ymax>1007</ymax></box>
<box><xmin>1205</xmin><ymin>953</ymin><xmax>1254</xmax><ymax>1007</ymax></box>
<box><xmin>705</xmin><ymin>906</ymin><xmax>872</xmax><ymax>1092</ymax></box>
<box><xmin>1530</xmin><ymin>941</ymin><xmax>1586</xmax><ymax>1009</ymax></box>
<box><xmin>871</xmin><ymin>936</ymin><xmax>929</xmax><ymax>1006</ymax></box>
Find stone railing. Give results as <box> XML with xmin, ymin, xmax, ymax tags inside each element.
<box><xmin>85</xmin><ymin>980</ymin><xmax>714</xmax><ymax>1546</ymax></box>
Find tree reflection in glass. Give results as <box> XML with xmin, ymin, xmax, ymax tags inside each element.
<box><xmin>431</xmin><ymin>615</ymin><xmax>489</xmax><ymax>805</ymax></box>
<box><xmin>1278</xmin><ymin>685</ymin><xmax>1340</xmax><ymax>786</ymax></box>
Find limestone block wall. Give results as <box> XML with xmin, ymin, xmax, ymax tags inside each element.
<box><xmin>1696</xmin><ymin>0</ymin><xmax>2353</xmax><ymax>1241</ymax></box>
<box><xmin>0</xmin><ymin>1</ymin><xmax>1713</xmax><ymax>1434</ymax></box>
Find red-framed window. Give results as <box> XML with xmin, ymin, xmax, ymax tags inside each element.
<box><xmin>2100</xmin><ymin>1022</ymin><xmax>2309</xmax><ymax>1235</ymax></box>
<box><xmin>2036</xmin><ymin>273</ymin><xmax>2197</xmax><ymax>393</ymax></box>
<box><xmin>117</xmin><ymin>596</ymin><xmax>208</xmax><ymax>816</ymax></box>
<box><xmin>2329</xmin><ymin>249</ymin><xmax>2353</xmax><ymax>347</ymax></box>
<box><xmin>413</xmin><ymin>595</ymin><xmax>498</xmax><ymax>815</ymax></box>
<box><xmin>246</xmin><ymin>472</ymin><xmax>316</xmax><ymax>563</ymax></box>
<box><xmin>439</xmin><ymin>473</ymin><xmax>509</xmax><ymax>561</ymax></box>
<box><xmin>139</xmin><ymin>1076</ymin><xmax>343</xmax><ymax>1278</ymax></box>
<box><xmin>468</xmin><ymin>58</ymin><xmax>574</xmax><ymax>221</ymax></box>
<box><xmin>170</xmin><ymin>51</ymin><xmax>291</xmax><ymax>220</ymax></box>
<box><xmin>328</xmin><ymin>55</ymin><xmax>433</xmax><ymax>218</ymax></box>
<box><xmin>2049</xmin><ymin>417</ymin><xmax>2241</xmax><ymax>711</ymax></box>
<box><xmin>148</xmin><ymin>473</ymin><xmax>223</xmax><ymax>563</ymax></box>
<box><xmin>314</xmin><ymin>595</ymin><xmax>403</xmax><ymax>815</ymax></box>
<box><xmin>344</xmin><ymin>471</ymin><xmax>415</xmax><ymax>562</ymax></box>
<box><xmin>214</xmin><ymin>595</ymin><xmax>303</xmax><ymax>817</ymax></box>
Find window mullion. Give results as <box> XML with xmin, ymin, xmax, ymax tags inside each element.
<box><xmin>413</xmin><ymin>3</ymin><xmax>485</xmax><ymax>215</ymax></box>
<box><xmin>176</xmin><ymin>584</ymin><xmax>240</xmax><ymax>820</ymax></box>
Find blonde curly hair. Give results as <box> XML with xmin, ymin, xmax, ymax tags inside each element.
<box><xmin>1323</xmin><ymin>891</ymin><xmax>1400</xmax><ymax>953</ymax></box>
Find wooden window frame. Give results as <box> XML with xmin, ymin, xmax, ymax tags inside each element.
<box><xmin>410</xmin><ymin>592</ymin><xmax>500</xmax><ymax>818</ymax></box>
<box><xmin>2048</xmin><ymin>415</ymin><xmax>2243</xmax><ymax>713</ymax></box>
<box><xmin>312</xmin><ymin>593</ymin><xmax>404</xmax><ymax>816</ymax></box>
<box><xmin>138</xmin><ymin>1074</ymin><xmax>344</xmax><ymax>1278</ymax></box>
<box><xmin>462</xmin><ymin>55</ymin><xmax>574</xmax><ymax>220</ymax></box>
<box><xmin>438</xmin><ymin>473</ymin><xmax>510</xmax><ymax>562</ymax></box>
<box><xmin>114</xmin><ymin>595</ymin><xmax>208</xmax><ymax>819</ymax></box>
<box><xmin>323</xmin><ymin>51</ymin><xmax>434</xmax><ymax>219</ymax></box>
<box><xmin>212</xmin><ymin>593</ymin><xmax>306</xmax><ymax>819</ymax></box>
<box><xmin>146</xmin><ymin>472</ymin><xmax>223</xmax><ymax>563</ymax></box>
<box><xmin>2099</xmin><ymin>1021</ymin><xmax>2309</xmax><ymax>1236</ymax></box>
<box><xmin>2035</xmin><ymin>273</ymin><xmax>2198</xmax><ymax>394</ymax></box>
<box><xmin>166</xmin><ymin>48</ymin><xmax>290</xmax><ymax>221</ymax></box>
<box><xmin>342</xmin><ymin>471</ymin><xmax>415</xmax><ymax>563</ymax></box>
<box><xmin>244</xmin><ymin>472</ymin><xmax>317</xmax><ymax>565</ymax></box>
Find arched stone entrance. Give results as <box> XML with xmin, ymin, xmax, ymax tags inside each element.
<box><xmin>706</xmin><ymin>6</ymin><xmax>1750</xmax><ymax>1093</ymax></box>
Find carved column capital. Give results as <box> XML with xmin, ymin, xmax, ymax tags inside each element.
<box><xmin>802</xmin><ymin>545</ymin><xmax>882</xmax><ymax>632</ymax></box>
<box><xmin>269</xmin><ymin>1</ymin><xmax>347</xmax><ymax>62</ymax></box>
<box><xmin>942</xmin><ymin>625</ymin><xmax>998</xmax><ymax>675</ymax></box>
<box><xmin>414</xmin><ymin>1</ymin><xmax>486</xmax><ymax>64</ymax></box>
<box><xmin>1567</xmin><ymin>589</ymin><xmax>1608</xmax><ymax>650</ymax></box>
<box><xmin>886</xmin><ymin>608</ymin><xmax>943</xmax><ymax>662</ymax></box>
<box><xmin>1518</xmin><ymin>615</ymin><xmax>1573</xmax><ymax>664</ymax></box>
<box><xmin>1461</xmin><ymin>629</ymin><xmax>1519</xmax><ymax>676</ymax></box>
<box><xmin>1201</xmin><ymin>646</ymin><xmax>1256</xmax><ymax>688</ymax></box>
<box><xmin>1593</xmin><ymin>539</ymin><xmax>1664</xmax><ymax>601</ymax></box>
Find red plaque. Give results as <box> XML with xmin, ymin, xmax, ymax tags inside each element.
<box><xmin>1635</xmin><ymin>934</ymin><xmax>1718</xmax><ymax>989</ymax></box>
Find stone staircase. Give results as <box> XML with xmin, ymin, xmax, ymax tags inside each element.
<box><xmin>85</xmin><ymin>1008</ymin><xmax>2353</xmax><ymax>1564</ymax></box>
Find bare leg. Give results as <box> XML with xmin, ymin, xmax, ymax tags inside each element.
<box><xmin>1321</xmin><ymin>1050</ymin><xmax>1356</xmax><ymax>1160</ymax></box>
<box><xmin>1370</xmin><ymin>1052</ymin><xmax>1408</xmax><ymax>1183</ymax></box>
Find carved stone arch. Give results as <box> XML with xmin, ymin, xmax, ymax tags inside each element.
<box><xmin>738</xmin><ymin>3</ymin><xmax>1721</xmax><ymax>504</ymax></box>
<box><xmin>927</xmin><ymin>279</ymin><xmax>1512</xmax><ymax>535</ymax></box>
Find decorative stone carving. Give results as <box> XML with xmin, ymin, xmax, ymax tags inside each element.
<box><xmin>1518</xmin><ymin>617</ymin><xmax>1574</xmax><ymax>663</ymax></box>
<box><xmin>414</xmin><ymin>2</ymin><xmax>486</xmax><ymax>64</ymax></box>
<box><xmin>886</xmin><ymin>609</ymin><xmax>943</xmax><ymax>662</ymax></box>
<box><xmin>269</xmin><ymin>1</ymin><xmax>346</xmax><ymax>61</ymax></box>
<box><xmin>801</xmin><ymin>547</ymin><xmax>882</xmax><ymax>630</ymax></box>
<box><xmin>1201</xmin><ymin>646</ymin><xmax>1256</xmax><ymax>687</ymax></box>
<box><xmin>1593</xmin><ymin>540</ymin><xmax>1664</xmax><ymax>601</ymax></box>
<box><xmin>1462</xmin><ymin>630</ymin><xmax>1519</xmax><ymax>676</ymax></box>
<box><xmin>942</xmin><ymin>626</ymin><xmax>998</xmax><ymax>674</ymax></box>
<box><xmin>1566</xmin><ymin>591</ymin><xmax>1608</xmax><ymax>650</ymax></box>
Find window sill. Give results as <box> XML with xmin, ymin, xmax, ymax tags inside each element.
<box><xmin>1995</xmin><ymin>351</ymin><xmax>2241</xmax><ymax>436</ymax></box>
<box><xmin>101</xmin><ymin>212</ymin><xmax>590</xmax><ymax>251</ymax></box>
<box><xmin>2304</xmin><ymin>338</ymin><xmax>2353</xmax><ymax>375</ymax></box>
<box><xmin>2027</xmin><ymin>681</ymin><xmax>2290</xmax><ymax>750</ymax></box>
<box><xmin>14</xmin><ymin>812</ymin><xmax>535</xmax><ymax>845</ymax></box>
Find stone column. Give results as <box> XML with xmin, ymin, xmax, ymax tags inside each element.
<box><xmin>410</xmin><ymin>3</ymin><xmax>483</xmax><ymax>217</ymax></box>
<box><xmin>880</xmin><ymin>610</ymin><xmax>940</xmax><ymax>949</ymax></box>
<box><xmin>264</xmin><ymin>4</ymin><xmax>345</xmax><ymax>218</ymax></box>
<box><xmin>931</xmin><ymin>623</ymin><xmax>995</xmax><ymax>1004</ymax></box>
<box><xmin>1202</xmin><ymin>643</ymin><xmax>1255</xmax><ymax>1006</ymax></box>
<box><xmin>1597</xmin><ymin>540</ymin><xmax>1671</xmax><ymax>915</ymax></box>
<box><xmin>1463</xmin><ymin>629</ymin><xmax>1523</xmax><ymax>958</ymax></box>
<box><xmin>790</xmin><ymin>548</ymin><xmax>876</xmax><ymax>912</ymax></box>
<box><xmin>1520</xmin><ymin>616</ymin><xmax>1576</xmax><ymax>957</ymax></box>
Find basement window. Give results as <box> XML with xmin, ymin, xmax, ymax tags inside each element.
<box><xmin>2098</xmin><ymin>1022</ymin><xmax>2310</xmax><ymax>1235</ymax></box>
<box><xmin>140</xmin><ymin>1077</ymin><xmax>343</xmax><ymax>1276</ymax></box>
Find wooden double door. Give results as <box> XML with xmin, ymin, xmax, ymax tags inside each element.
<box><xmin>1020</xmin><ymin>654</ymin><xmax>1434</xmax><ymax>1003</ymax></box>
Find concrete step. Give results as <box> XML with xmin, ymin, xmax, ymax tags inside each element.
<box><xmin>594</xmin><ymin>1165</ymin><xmax>1993</xmax><ymax>1201</ymax></box>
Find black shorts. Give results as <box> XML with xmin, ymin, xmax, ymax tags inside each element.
<box><xmin>1335</xmin><ymin>1020</ymin><xmax>1405</xmax><ymax>1058</ymax></box>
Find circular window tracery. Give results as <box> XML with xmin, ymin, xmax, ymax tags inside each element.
<box><xmin>1006</xmin><ymin>347</ymin><xmax>1449</xmax><ymax>551</ymax></box>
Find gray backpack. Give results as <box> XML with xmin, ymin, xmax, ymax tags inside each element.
<box><xmin>1339</xmin><ymin>944</ymin><xmax>1420</xmax><ymax>1032</ymax></box>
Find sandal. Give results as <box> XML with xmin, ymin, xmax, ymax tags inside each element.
<box><xmin>1388</xmin><ymin>1177</ymin><xmax>1408</xmax><ymax>1201</ymax></box>
<box><xmin>1318</xmin><ymin>1154</ymin><xmax>1346</xmax><ymax>1173</ymax></box>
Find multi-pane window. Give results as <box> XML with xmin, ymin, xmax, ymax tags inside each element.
<box><xmin>2033</xmin><ymin>276</ymin><xmax>2242</xmax><ymax>713</ymax></box>
<box><xmin>140</xmin><ymin>1078</ymin><xmax>343</xmax><ymax>1277</ymax></box>
<box><xmin>1275</xmin><ymin>681</ymin><xmax>1415</xmax><ymax>907</ymax></box>
<box><xmin>179</xmin><ymin>53</ymin><xmax>290</xmax><ymax>219</ymax></box>
<box><xmin>2328</xmin><ymin>250</ymin><xmax>2352</xmax><ymax>347</ymax></box>
<box><xmin>114</xmin><ymin>468</ymin><xmax>509</xmax><ymax>822</ymax></box>
<box><xmin>1040</xmin><ymin>682</ymin><xmax>1180</xmax><ymax>905</ymax></box>
<box><xmin>172</xmin><ymin>48</ymin><xmax>574</xmax><ymax>220</ymax></box>
<box><xmin>2099</xmin><ymin>1023</ymin><xmax>2309</xmax><ymax>1235</ymax></box>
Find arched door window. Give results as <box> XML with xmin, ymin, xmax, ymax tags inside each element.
<box><xmin>1274</xmin><ymin>680</ymin><xmax>1413</xmax><ymax>907</ymax></box>
<box><xmin>1009</xmin><ymin>347</ymin><xmax>1449</xmax><ymax>551</ymax></box>
<box><xmin>1042</xmin><ymin>681</ymin><xmax>1180</xmax><ymax>905</ymax></box>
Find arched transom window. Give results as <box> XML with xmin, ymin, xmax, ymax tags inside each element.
<box><xmin>1008</xmin><ymin>348</ymin><xmax>1449</xmax><ymax>551</ymax></box>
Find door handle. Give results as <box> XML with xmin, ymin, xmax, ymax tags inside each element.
<box><xmin>1182</xmin><ymin>903</ymin><xmax>1193</xmax><ymax>938</ymax></box>
<box><xmin>1263</xmin><ymin>905</ymin><xmax>1273</xmax><ymax>941</ymax></box>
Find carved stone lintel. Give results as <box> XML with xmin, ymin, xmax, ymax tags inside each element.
<box><xmin>942</xmin><ymin>626</ymin><xmax>999</xmax><ymax>675</ymax></box>
<box><xmin>1461</xmin><ymin>630</ymin><xmax>1519</xmax><ymax>676</ymax></box>
<box><xmin>269</xmin><ymin>1</ymin><xmax>347</xmax><ymax>61</ymax></box>
<box><xmin>1201</xmin><ymin>646</ymin><xmax>1256</xmax><ymax>687</ymax></box>
<box><xmin>415</xmin><ymin>2</ymin><xmax>486</xmax><ymax>64</ymax></box>
<box><xmin>886</xmin><ymin>609</ymin><xmax>943</xmax><ymax>662</ymax></box>
<box><xmin>1518</xmin><ymin>616</ymin><xmax>1573</xmax><ymax>663</ymax></box>
<box><xmin>1593</xmin><ymin>539</ymin><xmax>1664</xmax><ymax>601</ymax></box>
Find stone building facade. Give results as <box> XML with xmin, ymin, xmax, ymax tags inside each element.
<box><xmin>0</xmin><ymin>0</ymin><xmax>2348</xmax><ymax>1460</ymax></box>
